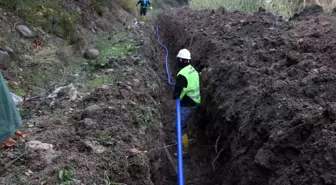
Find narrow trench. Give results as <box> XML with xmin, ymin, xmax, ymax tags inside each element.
<box><xmin>143</xmin><ymin>21</ymin><xmax>224</xmax><ymax>185</ymax></box>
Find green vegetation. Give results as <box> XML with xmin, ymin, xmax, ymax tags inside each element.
<box><xmin>98</xmin><ymin>131</ymin><xmax>113</xmax><ymax>146</ymax></box>
<box><xmin>189</xmin><ymin>0</ymin><xmax>336</xmax><ymax>17</ymax></box>
<box><xmin>132</xmin><ymin>104</ymin><xmax>154</xmax><ymax>132</ymax></box>
<box><xmin>93</xmin><ymin>33</ymin><xmax>136</xmax><ymax>67</ymax></box>
<box><xmin>0</xmin><ymin>0</ymin><xmax>79</xmax><ymax>39</ymax></box>
<box><xmin>116</xmin><ymin>0</ymin><xmax>138</xmax><ymax>14</ymax></box>
<box><xmin>87</xmin><ymin>74</ymin><xmax>116</xmax><ymax>89</ymax></box>
<box><xmin>89</xmin><ymin>0</ymin><xmax>137</xmax><ymax>15</ymax></box>
<box><xmin>58</xmin><ymin>167</ymin><xmax>81</xmax><ymax>185</ymax></box>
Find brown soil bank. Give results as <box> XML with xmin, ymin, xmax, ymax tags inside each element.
<box><xmin>157</xmin><ymin>5</ymin><xmax>336</xmax><ymax>185</ymax></box>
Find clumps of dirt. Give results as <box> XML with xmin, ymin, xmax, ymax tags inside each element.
<box><xmin>0</xmin><ymin>19</ymin><xmax>167</xmax><ymax>185</ymax></box>
<box><xmin>290</xmin><ymin>4</ymin><xmax>324</xmax><ymax>21</ymax></box>
<box><xmin>1</xmin><ymin>71</ymin><xmax>164</xmax><ymax>184</ymax></box>
<box><xmin>158</xmin><ymin>5</ymin><xmax>336</xmax><ymax>185</ymax></box>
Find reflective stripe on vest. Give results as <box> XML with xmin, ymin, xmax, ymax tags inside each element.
<box><xmin>177</xmin><ymin>65</ymin><xmax>201</xmax><ymax>104</ymax></box>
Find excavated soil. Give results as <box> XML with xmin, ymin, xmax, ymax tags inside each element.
<box><xmin>157</xmin><ymin>5</ymin><xmax>336</xmax><ymax>185</ymax></box>
<box><xmin>0</xmin><ymin>19</ymin><xmax>167</xmax><ymax>185</ymax></box>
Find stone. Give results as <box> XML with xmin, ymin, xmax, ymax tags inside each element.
<box><xmin>82</xmin><ymin>118</ymin><xmax>97</xmax><ymax>129</ymax></box>
<box><xmin>27</xmin><ymin>140</ymin><xmax>54</xmax><ymax>151</ymax></box>
<box><xmin>0</xmin><ymin>51</ymin><xmax>10</xmax><ymax>69</ymax></box>
<box><xmin>81</xmin><ymin>104</ymin><xmax>100</xmax><ymax>119</ymax></box>
<box><xmin>84</xmin><ymin>48</ymin><xmax>99</xmax><ymax>59</ymax></box>
<box><xmin>0</xmin><ymin>46</ymin><xmax>14</xmax><ymax>56</ymax></box>
<box><xmin>16</xmin><ymin>25</ymin><xmax>36</xmax><ymax>38</ymax></box>
<box><xmin>22</xmin><ymin>55</ymin><xmax>33</xmax><ymax>61</ymax></box>
<box><xmin>27</xmin><ymin>140</ymin><xmax>58</xmax><ymax>165</ymax></box>
<box><xmin>83</xmin><ymin>140</ymin><xmax>106</xmax><ymax>154</ymax></box>
<box><xmin>132</xmin><ymin>79</ymin><xmax>140</xmax><ymax>87</ymax></box>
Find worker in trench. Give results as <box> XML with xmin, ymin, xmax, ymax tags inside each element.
<box><xmin>172</xmin><ymin>49</ymin><xmax>201</xmax><ymax>154</ymax></box>
<box><xmin>136</xmin><ymin>0</ymin><xmax>152</xmax><ymax>21</ymax></box>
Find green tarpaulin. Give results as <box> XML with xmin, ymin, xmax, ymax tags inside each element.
<box><xmin>0</xmin><ymin>72</ymin><xmax>22</xmax><ymax>143</ymax></box>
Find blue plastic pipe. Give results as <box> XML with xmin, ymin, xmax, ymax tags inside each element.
<box><xmin>155</xmin><ymin>24</ymin><xmax>185</xmax><ymax>185</ymax></box>
<box><xmin>155</xmin><ymin>25</ymin><xmax>175</xmax><ymax>86</ymax></box>
<box><xmin>175</xmin><ymin>99</ymin><xmax>185</xmax><ymax>185</ymax></box>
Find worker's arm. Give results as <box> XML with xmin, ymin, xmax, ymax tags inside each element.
<box><xmin>136</xmin><ymin>0</ymin><xmax>141</xmax><ymax>6</ymax></box>
<box><xmin>172</xmin><ymin>75</ymin><xmax>187</xmax><ymax>99</ymax></box>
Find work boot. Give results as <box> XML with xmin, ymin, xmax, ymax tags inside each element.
<box><xmin>182</xmin><ymin>133</ymin><xmax>189</xmax><ymax>152</ymax></box>
<box><xmin>174</xmin><ymin>134</ymin><xmax>189</xmax><ymax>157</ymax></box>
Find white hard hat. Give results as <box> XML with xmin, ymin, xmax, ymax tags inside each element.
<box><xmin>177</xmin><ymin>49</ymin><xmax>191</xmax><ymax>60</ymax></box>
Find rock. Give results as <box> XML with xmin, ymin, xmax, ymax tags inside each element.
<box><xmin>84</xmin><ymin>49</ymin><xmax>99</xmax><ymax>59</ymax></box>
<box><xmin>81</xmin><ymin>104</ymin><xmax>100</xmax><ymax>119</ymax></box>
<box><xmin>218</xmin><ymin>6</ymin><xmax>227</xmax><ymax>14</ymax></box>
<box><xmin>22</xmin><ymin>55</ymin><xmax>33</xmax><ymax>61</ymax></box>
<box><xmin>130</xmin><ymin>55</ymin><xmax>141</xmax><ymax>63</ymax></box>
<box><xmin>0</xmin><ymin>46</ymin><xmax>14</xmax><ymax>56</ymax></box>
<box><xmin>16</xmin><ymin>25</ymin><xmax>36</xmax><ymax>38</ymax></box>
<box><xmin>105</xmin><ymin>69</ymin><xmax>114</xmax><ymax>74</ymax></box>
<box><xmin>6</xmin><ymin>152</ymin><xmax>15</xmax><ymax>159</ymax></box>
<box><xmin>47</xmin><ymin>84</ymin><xmax>78</xmax><ymax>106</ymax></box>
<box><xmin>132</xmin><ymin>79</ymin><xmax>141</xmax><ymax>87</ymax></box>
<box><xmin>83</xmin><ymin>140</ymin><xmax>106</xmax><ymax>154</ymax></box>
<box><xmin>254</xmin><ymin>148</ymin><xmax>272</xmax><ymax>169</ymax></box>
<box><xmin>27</xmin><ymin>140</ymin><xmax>53</xmax><ymax>151</ymax></box>
<box><xmin>82</xmin><ymin>118</ymin><xmax>97</xmax><ymax>129</ymax></box>
<box><xmin>27</xmin><ymin>140</ymin><xmax>58</xmax><ymax>165</ymax></box>
<box><xmin>0</xmin><ymin>51</ymin><xmax>10</xmax><ymax>69</ymax></box>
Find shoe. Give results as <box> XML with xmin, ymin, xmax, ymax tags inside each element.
<box><xmin>4</xmin><ymin>138</ymin><xmax>16</xmax><ymax>147</ymax></box>
<box><xmin>15</xmin><ymin>130</ymin><xmax>25</xmax><ymax>137</ymax></box>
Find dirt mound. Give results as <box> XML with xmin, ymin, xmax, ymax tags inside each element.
<box><xmin>290</xmin><ymin>4</ymin><xmax>324</xmax><ymax>21</ymax></box>
<box><xmin>158</xmin><ymin>7</ymin><xmax>336</xmax><ymax>185</ymax></box>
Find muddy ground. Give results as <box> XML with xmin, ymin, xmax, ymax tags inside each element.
<box><xmin>157</xmin><ymin>5</ymin><xmax>336</xmax><ymax>185</ymax></box>
<box><xmin>0</xmin><ymin>2</ymin><xmax>171</xmax><ymax>184</ymax></box>
<box><xmin>3</xmin><ymin>1</ymin><xmax>336</xmax><ymax>185</ymax></box>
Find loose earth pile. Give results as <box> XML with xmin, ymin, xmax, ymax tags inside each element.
<box><xmin>158</xmin><ymin>5</ymin><xmax>336</xmax><ymax>185</ymax></box>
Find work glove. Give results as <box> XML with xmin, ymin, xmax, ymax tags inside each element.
<box><xmin>149</xmin><ymin>6</ymin><xmax>153</xmax><ymax>10</ymax></box>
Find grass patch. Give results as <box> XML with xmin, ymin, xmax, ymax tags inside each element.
<box><xmin>89</xmin><ymin>0</ymin><xmax>109</xmax><ymax>16</ymax></box>
<box><xmin>82</xmin><ymin>74</ymin><xmax>116</xmax><ymax>91</ymax></box>
<box><xmin>93</xmin><ymin>33</ymin><xmax>136</xmax><ymax>67</ymax></box>
<box><xmin>190</xmin><ymin>0</ymin><xmax>264</xmax><ymax>12</ymax></box>
<box><xmin>116</xmin><ymin>0</ymin><xmax>138</xmax><ymax>14</ymax></box>
<box><xmin>89</xmin><ymin>0</ymin><xmax>137</xmax><ymax>15</ymax></box>
<box><xmin>189</xmin><ymin>0</ymin><xmax>336</xmax><ymax>17</ymax></box>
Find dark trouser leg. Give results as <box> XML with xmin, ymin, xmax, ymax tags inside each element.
<box><xmin>140</xmin><ymin>7</ymin><xmax>147</xmax><ymax>20</ymax></box>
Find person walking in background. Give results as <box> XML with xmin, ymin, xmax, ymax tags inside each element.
<box><xmin>136</xmin><ymin>0</ymin><xmax>152</xmax><ymax>21</ymax></box>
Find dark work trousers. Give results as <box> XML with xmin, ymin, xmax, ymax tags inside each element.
<box><xmin>140</xmin><ymin>7</ymin><xmax>147</xmax><ymax>16</ymax></box>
